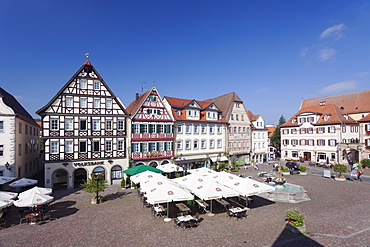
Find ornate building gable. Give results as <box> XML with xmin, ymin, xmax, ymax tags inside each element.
<box><xmin>127</xmin><ymin>87</ymin><xmax>173</xmax><ymax>122</ymax></box>
<box><xmin>36</xmin><ymin>61</ymin><xmax>128</xmax><ymax>117</ymax></box>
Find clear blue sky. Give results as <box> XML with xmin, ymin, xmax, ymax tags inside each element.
<box><xmin>1</xmin><ymin>0</ymin><xmax>370</xmax><ymax>125</ymax></box>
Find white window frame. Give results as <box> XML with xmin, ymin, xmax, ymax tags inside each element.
<box><xmin>106</xmin><ymin>99</ymin><xmax>113</xmax><ymax>109</ymax></box>
<box><xmin>50</xmin><ymin>119</ymin><xmax>59</xmax><ymax>131</ymax></box>
<box><xmin>117</xmin><ymin>140</ymin><xmax>124</xmax><ymax>151</ymax></box>
<box><xmin>92</xmin><ymin>120</ymin><xmax>100</xmax><ymax>131</ymax></box>
<box><xmin>177</xmin><ymin>141</ymin><xmax>182</xmax><ymax>150</ymax></box>
<box><xmin>93</xmin><ymin>80</ymin><xmax>100</xmax><ymax>90</ymax></box>
<box><xmin>106</xmin><ymin>120</ymin><xmax>113</xmax><ymax>131</ymax></box>
<box><xmin>185</xmin><ymin>140</ymin><xmax>190</xmax><ymax>150</ymax></box>
<box><xmin>201</xmin><ymin>140</ymin><xmax>206</xmax><ymax>149</ymax></box>
<box><xmin>80</xmin><ymin>79</ymin><xmax>87</xmax><ymax>89</ymax></box>
<box><xmin>66</xmin><ymin>97</ymin><xmax>73</xmax><ymax>107</ymax></box>
<box><xmin>209</xmin><ymin>140</ymin><xmax>215</xmax><ymax>149</ymax></box>
<box><xmin>80</xmin><ymin>98</ymin><xmax>87</xmax><ymax>108</ymax></box>
<box><xmin>105</xmin><ymin>140</ymin><xmax>112</xmax><ymax>152</ymax></box>
<box><xmin>65</xmin><ymin>141</ymin><xmax>73</xmax><ymax>154</ymax></box>
<box><xmin>93</xmin><ymin>99</ymin><xmax>100</xmax><ymax>108</ymax></box>
<box><xmin>65</xmin><ymin>119</ymin><xmax>73</xmax><ymax>131</ymax></box>
<box><xmin>118</xmin><ymin>120</ymin><xmax>125</xmax><ymax>131</ymax></box>
<box><xmin>50</xmin><ymin>141</ymin><xmax>59</xmax><ymax>154</ymax></box>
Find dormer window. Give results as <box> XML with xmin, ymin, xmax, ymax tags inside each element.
<box><xmin>324</xmin><ymin>115</ymin><xmax>330</xmax><ymax>121</ymax></box>
<box><xmin>176</xmin><ymin>110</ymin><xmax>181</xmax><ymax>116</ymax></box>
<box><xmin>291</xmin><ymin>118</ymin><xmax>296</xmax><ymax>123</ymax></box>
<box><xmin>320</xmin><ymin>101</ymin><xmax>326</xmax><ymax>106</ymax></box>
<box><xmin>343</xmin><ymin>115</ymin><xmax>348</xmax><ymax>120</ymax></box>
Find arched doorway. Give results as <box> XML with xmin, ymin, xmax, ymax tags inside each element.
<box><xmin>52</xmin><ymin>169</ymin><xmax>68</xmax><ymax>190</ymax></box>
<box><xmin>74</xmin><ymin>168</ymin><xmax>87</xmax><ymax>188</ymax></box>
<box><xmin>148</xmin><ymin>161</ymin><xmax>157</xmax><ymax>167</ymax></box>
<box><xmin>111</xmin><ymin>165</ymin><xmax>122</xmax><ymax>183</ymax></box>
<box><xmin>161</xmin><ymin>160</ymin><xmax>169</xmax><ymax>165</ymax></box>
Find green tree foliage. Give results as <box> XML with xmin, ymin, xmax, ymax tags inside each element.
<box><xmin>270</xmin><ymin>115</ymin><xmax>286</xmax><ymax>151</ymax></box>
<box><xmin>81</xmin><ymin>173</ymin><xmax>108</xmax><ymax>198</ymax></box>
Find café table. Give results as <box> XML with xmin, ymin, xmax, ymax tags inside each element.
<box><xmin>177</xmin><ymin>215</ymin><xmax>196</xmax><ymax>222</ymax></box>
<box><xmin>175</xmin><ymin>203</ymin><xmax>191</xmax><ymax>213</ymax></box>
<box><xmin>153</xmin><ymin>205</ymin><xmax>165</xmax><ymax>217</ymax></box>
<box><xmin>25</xmin><ymin>213</ymin><xmax>40</xmax><ymax>225</ymax></box>
<box><xmin>195</xmin><ymin>199</ymin><xmax>209</xmax><ymax>213</ymax></box>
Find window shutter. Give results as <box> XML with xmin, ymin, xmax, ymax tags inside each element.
<box><xmin>366</xmin><ymin>124</ymin><xmax>368</xmax><ymax>131</ymax></box>
<box><xmin>140</xmin><ymin>124</ymin><xmax>144</xmax><ymax>134</ymax></box>
<box><xmin>323</xmin><ymin>128</ymin><xmax>325</xmax><ymax>133</ymax></box>
<box><xmin>148</xmin><ymin>124</ymin><xmax>152</xmax><ymax>133</ymax></box>
<box><xmin>328</xmin><ymin>127</ymin><xmax>330</xmax><ymax>132</ymax></box>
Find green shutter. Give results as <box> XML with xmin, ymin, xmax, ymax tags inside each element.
<box><xmin>140</xmin><ymin>124</ymin><xmax>144</xmax><ymax>134</ymax></box>
<box><xmin>148</xmin><ymin>124</ymin><xmax>152</xmax><ymax>133</ymax></box>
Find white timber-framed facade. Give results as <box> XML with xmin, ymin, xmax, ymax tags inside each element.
<box><xmin>37</xmin><ymin>60</ymin><xmax>129</xmax><ymax>189</ymax></box>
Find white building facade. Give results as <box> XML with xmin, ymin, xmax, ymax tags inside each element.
<box><xmin>248</xmin><ymin>112</ymin><xmax>269</xmax><ymax>164</ymax></box>
<box><xmin>163</xmin><ymin>97</ymin><xmax>228</xmax><ymax>170</ymax></box>
<box><xmin>0</xmin><ymin>88</ymin><xmax>41</xmax><ymax>178</ymax></box>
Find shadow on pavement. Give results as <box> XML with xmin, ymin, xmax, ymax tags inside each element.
<box><xmin>272</xmin><ymin>227</ymin><xmax>324</xmax><ymax>247</ymax></box>
<box><xmin>103</xmin><ymin>191</ymin><xmax>132</xmax><ymax>202</ymax></box>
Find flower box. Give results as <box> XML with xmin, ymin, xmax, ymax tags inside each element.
<box><xmin>334</xmin><ymin>177</ymin><xmax>346</xmax><ymax>181</ymax></box>
<box><xmin>299</xmin><ymin>172</ymin><xmax>307</xmax><ymax>175</ymax></box>
<box><xmin>285</xmin><ymin>222</ymin><xmax>306</xmax><ymax>234</ymax></box>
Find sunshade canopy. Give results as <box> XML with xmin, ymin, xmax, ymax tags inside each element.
<box><xmin>0</xmin><ymin>176</ymin><xmax>17</xmax><ymax>185</ymax></box>
<box><xmin>19</xmin><ymin>186</ymin><xmax>52</xmax><ymax>199</ymax></box>
<box><xmin>156</xmin><ymin>163</ymin><xmax>184</xmax><ymax>173</ymax></box>
<box><xmin>14</xmin><ymin>193</ymin><xmax>54</xmax><ymax>207</ymax></box>
<box><xmin>123</xmin><ymin>165</ymin><xmax>163</xmax><ymax>176</ymax></box>
<box><xmin>130</xmin><ymin>170</ymin><xmax>164</xmax><ymax>184</ymax></box>
<box><xmin>9</xmin><ymin>178</ymin><xmax>38</xmax><ymax>188</ymax></box>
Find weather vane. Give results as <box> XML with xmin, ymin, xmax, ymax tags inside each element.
<box><xmin>85</xmin><ymin>52</ymin><xmax>90</xmax><ymax>60</ymax></box>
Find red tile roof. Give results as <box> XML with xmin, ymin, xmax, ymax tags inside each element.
<box><xmin>126</xmin><ymin>89</ymin><xmax>152</xmax><ymax>116</ymax></box>
<box><xmin>164</xmin><ymin>96</ymin><xmax>227</xmax><ymax>123</ymax></box>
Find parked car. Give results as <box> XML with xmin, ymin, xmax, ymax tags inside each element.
<box><xmin>285</xmin><ymin>162</ymin><xmax>300</xmax><ymax>170</ymax></box>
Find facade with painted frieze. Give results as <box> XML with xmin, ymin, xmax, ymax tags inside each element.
<box><xmin>126</xmin><ymin>87</ymin><xmax>174</xmax><ymax>167</ymax></box>
<box><xmin>37</xmin><ymin>60</ymin><xmax>129</xmax><ymax>189</ymax></box>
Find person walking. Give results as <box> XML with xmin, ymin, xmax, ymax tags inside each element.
<box><xmin>357</xmin><ymin>169</ymin><xmax>363</xmax><ymax>182</ymax></box>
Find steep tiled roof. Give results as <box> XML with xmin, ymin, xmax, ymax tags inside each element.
<box><xmin>246</xmin><ymin>110</ymin><xmax>259</xmax><ymax>122</ymax></box>
<box><xmin>358</xmin><ymin>113</ymin><xmax>370</xmax><ymax>122</ymax></box>
<box><xmin>126</xmin><ymin>89</ymin><xmax>152</xmax><ymax>116</ymax></box>
<box><xmin>266</xmin><ymin>126</ymin><xmax>276</xmax><ymax>138</ymax></box>
<box><xmin>164</xmin><ymin>96</ymin><xmax>227</xmax><ymax>123</ymax></box>
<box><xmin>0</xmin><ymin>87</ymin><xmax>39</xmax><ymax>127</ymax></box>
<box><xmin>281</xmin><ymin>103</ymin><xmax>357</xmax><ymax>127</ymax></box>
<box><xmin>204</xmin><ymin>92</ymin><xmax>242</xmax><ymax>120</ymax></box>
<box><xmin>301</xmin><ymin>89</ymin><xmax>370</xmax><ymax>114</ymax></box>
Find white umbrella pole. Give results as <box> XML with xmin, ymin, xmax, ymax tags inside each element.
<box><xmin>208</xmin><ymin>199</ymin><xmax>215</xmax><ymax>217</ymax></box>
<box><xmin>164</xmin><ymin>201</ymin><xmax>171</xmax><ymax>222</ymax></box>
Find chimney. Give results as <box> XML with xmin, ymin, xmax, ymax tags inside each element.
<box><xmin>135</xmin><ymin>93</ymin><xmax>140</xmax><ymax>100</ymax></box>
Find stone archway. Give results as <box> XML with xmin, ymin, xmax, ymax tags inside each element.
<box><xmin>74</xmin><ymin>168</ymin><xmax>87</xmax><ymax>188</ymax></box>
<box><xmin>148</xmin><ymin>161</ymin><xmax>158</xmax><ymax>167</ymax></box>
<box><xmin>161</xmin><ymin>160</ymin><xmax>170</xmax><ymax>165</ymax></box>
<box><xmin>52</xmin><ymin>168</ymin><xmax>68</xmax><ymax>190</ymax></box>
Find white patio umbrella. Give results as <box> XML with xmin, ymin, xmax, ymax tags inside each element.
<box><xmin>140</xmin><ymin>177</ymin><xmax>171</xmax><ymax>193</ymax></box>
<box><xmin>156</xmin><ymin>163</ymin><xmax>184</xmax><ymax>173</ymax></box>
<box><xmin>211</xmin><ymin>171</ymin><xmax>274</xmax><ymax>197</ymax></box>
<box><xmin>14</xmin><ymin>193</ymin><xmax>54</xmax><ymax>207</ymax></box>
<box><xmin>9</xmin><ymin>178</ymin><xmax>38</xmax><ymax>188</ymax></box>
<box><xmin>130</xmin><ymin>170</ymin><xmax>164</xmax><ymax>184</ymax></box>
<box><xmin>19</xmin><ymin>186</ymin><xmax>52</xmax><ymax>199</ymax></box>
<box><xmin>0</xmin><ymin>176</ymin><xmax>17</xmax><ymax>185</ymax></box>
<box><xmin>187</xmin><ymin>179</ymin><xmax>239</xmax><ymax>216</ymax></box>
<box><xmin>0</xmin><ymin>191</ymin><xmax>18</xmax><ymax>200</ymax></box>
<box><xmin>0</xmin><ymin>199</ymin><xmax>14</xmax><ymax>209</ymax></box>
<box><xmin>145</xmin><ymin>180</ymin><xmax>193</xmax><ymax>222</ymax></box>
<box><xmin>172</xmin><ymin>173</ymin><xmax>210</xmax><ymax>190</ymax></box>
<box><xmin>187</xmin><ymin>167</ymin><xmax>216</xmax><ymax>176</ymax></box>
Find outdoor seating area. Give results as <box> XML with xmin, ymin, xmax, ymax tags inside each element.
<box><xmin>130</xmin><ymin>168</ymin><xmax>275</xmax><ymax>227</ymax></box>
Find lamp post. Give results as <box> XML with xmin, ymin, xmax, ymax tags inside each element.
<box><xmin>5</xmin><ymin>162</ymin><xmax>10</xmax><ymax>170</ymax></box>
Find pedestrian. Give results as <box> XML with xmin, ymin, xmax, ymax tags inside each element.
<box><xmin>289</xmin><ymin>168</ymin><xmax>294</xmax><ymax>175</ymax></box>
<box><xmin>357</xmin><ymin>170</ymin><xmax>362</xmax><ymax>182</ymax></box>
<box><xmin>244</xmin><ymin>163</ymin><xmax>248</xmax><ymax>169</ymax></box>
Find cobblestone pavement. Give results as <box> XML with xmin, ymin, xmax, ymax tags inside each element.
<box><xmin>1</xmin><ymin>164</ymin><xmax>370</xmax><ymax>247</ymax></box>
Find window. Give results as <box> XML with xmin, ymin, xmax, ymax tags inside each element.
<box><xmin>185</xmin><ymin>140</ymin><xmax>190</xmax><ymax>149</ymax></box>
<box><xmin>93</xmin><ymin>141</ymin><xmax>100</xmax><ymax>152</ymax></box>
<box><xmin>291</xmin><ymin>129</ymin><xmax>297</xmax><ymax>134</ymax></box>
<box><xmin>149</xmin><ymin>124</ymin><xmax>156</xmax><ymax>133</ymax></box>
<box><xmin>105</xmin><ymin>140</ymin><xmax>112</xmax><ymax>152</ymax></box>
<box><xmin>50</xmin><ymin>141</ymin><xmax>59</xmax><ymax>154</ymax></box>
<box><xmin>106</xmin><ymin>120</ymin><xmax>112</xmax><ymax>131</ymax></box>
<box><xmin>118</xmin><ymin>120</ymin><xmax>124</xmax><ymax>130</ymax></box>
<box><xmin>317</xmin><ymin>127</ymin><xmax>325</xmax><ymax>134</ymax></box>
<box><xmin>209</xmin><ymin>140</ymin><xmax>215</xmax><ymax>149</ymax></box>
<box><xmin>150</xmin><ymin>95</ymin><xmax>157</xmax><ymax>102</ymax></box>
<box><xmin>142</xmin><ymin>143</ymin><xmax>148</xmax><ymax>152</ymax></box>
<box><xmin>50</xmin><ymin>119</ymin><xmax>59</xmax><ymax>131</ymax></box>
<box><xmin>133</xmin><ymin>143</ymin><xmax>140</xmax><ymax>153</ymax></box>
<box><xmin>158</xmin><ymin>142</ymin><xmax>164</xmax><ymax>151</ymax></box>
<box><xmin>111</xmin><ymin>166</ymin><xmax>122</xmax><ymax>180</ymax></box>
<box><xmin>236</xmin><ymin>114</ymin><xmax>239</xmax><ymax>121</ymax></box>
<box><xmin>282</xmin><ymin>129</ymin><xmax>289</xmax><ymax>134</ymax></box>
<box><xmin>329</xmin><ymin>139</ymin><xmax>337</xmax><ymax>146</ymax></box>
<box><xmin>317</xmin><ymin>139</ymin><xmax>325</xmax><ymax>146</ymax></box>
<box><xmin>117</xmin><ymin>140</ymin><xmax>124</xmax><ymax>151</ymax></box>
<box><xmin>177</xmin><ymin>141</ymin><xmax>182</xmax><ymax>150</ymax></box>
<box><xmin>329</xmin><ymin>126</ymin><xmax>336</xmax><ymax>133</ymax></box>
<box><xmin>209</xmin><ymin>125</ymin><xmax>214</xmax><ymax>134</ymax></box>
<box><xmin>18</xmin><ymin>144</ymin><xmax>21</xmax><ymax>155</ymax></box>
<box><xmin>217</xmin><ymin>139</ymin><xmax>222</xmax><ymax>148</ymax></box>
<box><xmin>231</xmin><ymin>114</ymin><xmax>234</xmax><ymax>120</ymax></box>
<box><xmin>283</xmin><ymin>139</ymin><xmax>289</xmax><ymax>145</ymax></box>
<box><xmin>177</xmin><ymin>125</ymin><xmax>182</xmax><ymax>133</ymax></box>
<box><xmin>158</xmin><ymin>124</ymin><xmax>164</xmax><ymax>133</ymax></box>
<box><xmin>25</xmin><ymin>125</ymin><xmax>28</xmax><ymax>135</ymax></box>
<box><xmin>318</xmin><ymin>152</ymin><xmax>326</xmax><ymax>160</ymax></box>
<box><xmin>217</xmin><ymin>126</ymin><xmax>222</xmax><ymax>134</ymax></box>
<box><xmin>92</xmin><ymin>120</ymin><xmax>100</xmax><ymax>131</ymax></box>
<box><xmin>193</xmin><ymin>140</ymin><xmax>198</xmax><ymax>149</ymax></box>
<box><xmin>79</xmin><ymin>141</ymin><xmax>87</xmax><ymax>153</ymax></box>
<box><xmin>292</xmin><ymin>151</ymin><xmax>298</xmax><ymax>158</ymax></box>
<box><xmin>0</xmin><ymin>121</ymin><xmax>3</xmax><ymax>132</ymax></box>
<box><xmin>194</xmin><ymin>125</ymin><xmax>198</xmax><ymax>134</ymax></box>
<box><xmin>106</xmin><ymin>99</ymin><xmax>113</xmax><ymax>109</ymax></box>
<box><xmin>93</xmin><ymin>99</ymin><xmax>100</xmax><ymax>108</ymax></box>
<box><xmin>186</xmin><ymin>125</ymin><xmax>191</xmax><ymax>133</ymax></box>
<box><xmin>65</xmin><ymin>119</ymin><xmax>73</xmax><ymax>131</ymax></box>
<box><xmin>93</xmin><ymin>80</ymin><xmax>100</xmax><ymax>90</ymax></box>
<box><xmin>241</xmin><ymin>115</ymin><xmax>244</xmax><ymax>121</ymax></box>
<box><xmin>66</xmin><ymin>97</ymin><xmax>73</xmax><ymax>107</ymax></box>
<box><xmin>149</xmin><ymin>142</ymin><xmax>156</xmax><ymax>152</ymax></box>
<box><xmin>0</xmin><ymin>145</ymin><xmax>3</xmax><ymax>156</ymax></box>
<box><xmin>65</xmin><ymin>141</ymin><xmax>73</xmax><ymax>154</ymax></box>
<box><xmin>308</xmin><ymin>139</ymin><xmax>314</xmax><ymax>146</ymax></box>
<box><xmin>165</xmin><ymin>142</ymin><xmax>172</xmax><ymax>151</ymax></box>
<box><xmin>80</xmin><ymin>120</ymin><xmax>87</xmax><ymax>131</ymax></box>
<box><xmin>300</xmin><ymin>128</ymin><xmax>306</xmax><ymax>134</ymax></box>
<box><xmin>236</xmin><ymin>103</ymin><xmax>240</xmax><ymax>108</ymax></box>
<box><xmin>80</xmin><ymin>79</ymin><xmax>87</xmax><ymax>89</ymax></box>
<box><xmin>300</xmin><ymin>139</ymin><xmax>305</xmax><ymax>145</ymax></box>
<box><xmin>19</xmin><ymin>123</ymin><xmax>22</xmax><ymax>133</ymax></box>
<box><xmin>80</xmin><ymin>98</ymin><xmax>87</xmax><ymax>108</ymax></box>
<box><xmin>308</xmin><ymin>128</ymin><xmax>313</xmax><ymax>134</ymax></box>
<box><xmin>201</xmin><ymin>125</ymin><xmax>206</xmax><ymax>134</ymax></box>
<box><xmin>201</xmin><ymin>140</ymin><xmax>206</xmax><ymax>149</ymax></box>
<box><xmin>342</xmin><ymin>125</ymin><xmax>346</xmax><ymax>133</ymax></box>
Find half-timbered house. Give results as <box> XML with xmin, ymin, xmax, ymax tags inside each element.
<box><xmin>126</xmin><ymin>87</ymin><xmax>174</xmax><ymax>167</ymax></box>
<box><xmin>37</xmin><ymin>60</ymin><xmax>129</xmax><ymax>189</ymax></box>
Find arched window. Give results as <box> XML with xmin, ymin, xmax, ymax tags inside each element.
<box><xmin>111</xmin><ymin>165</ymin><xmax>122</xmax><ymax>180</ymax></box>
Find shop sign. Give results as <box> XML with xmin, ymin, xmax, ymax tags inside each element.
<box><xmin>73</xmin><ymin>161</ymin><xmax>104</xmax><ymax>167</ymax></box>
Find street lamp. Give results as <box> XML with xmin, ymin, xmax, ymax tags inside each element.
<box><xmin>5</xmin><ymin>162</ymin><xmax>10</xmax><ymax>170</ymax></box>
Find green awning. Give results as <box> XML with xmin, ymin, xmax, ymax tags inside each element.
<box><xmin>123</xmin><ymin>165</ymin><xmax>163</xmax><ymax>176</ymax></box>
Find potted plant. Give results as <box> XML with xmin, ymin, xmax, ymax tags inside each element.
<box><xmin>273</xmin><ymin>177</ymin><xmax>286</xmax><ymax>186</ymax></box>
<box><xmin>333</xmin><ymin>164</ymin><xmax>347</xmax><ymax>181</ymax></box>
<box><xmin>361</xmin><ymin>159</ymin><xmax>370</xmax><ymax>169</ymax></box>
<box><xmin>81</xmin><ymin>173</ymin><xmax>108</xmax><ymax>204</ymax></box>
<box><xmin>299</xmin><ymin>165</ymin><xmax>307</xmax><ymax>175</ymax></box>
<box><xmin>120</xmin><ymin>177</ymin><xmax>126</xmax><ymax>189</ymax></box>
<box><xmin>285</xmin><ymin>209</ymin><xmax>306</xmax><ymax>234</ymax></box>
<box><xmin>281</xmin><ymin>166</ymin><xmax>290</xmax><ymax>175</ymax></box>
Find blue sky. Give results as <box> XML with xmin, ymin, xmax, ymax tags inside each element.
<box><xmin>1</xmin><ymin>0</ymin><xmax>370</xmax><ymax>125</ymax></box>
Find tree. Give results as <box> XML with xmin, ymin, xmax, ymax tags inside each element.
<box><xmin>270</xmin><ymin>115</ymin><xmax>286</xmax><ymax>151</ymax></box>
<box><xmin>81</xmin><ymin>173</ymin><xmax>108</xmax><ymax>204</ymax></box>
